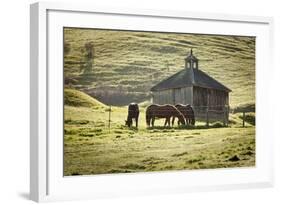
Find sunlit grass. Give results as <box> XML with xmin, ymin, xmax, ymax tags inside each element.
<box><xmin>63</xmin><ymin>28</ymin><xmax>256</xmax><ymax>175</ymax></box>
<box><xmin>63</xmin><ymin>89</ymin><xmax>255</xmax><ymax>176</ymax></box>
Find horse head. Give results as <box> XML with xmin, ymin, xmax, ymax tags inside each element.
<box><xmin>178</xmin><ymin>114</ymin><xmax>186</xmax><ymax>125</ymax></box>
<box><xmin>173</xmin><ymin>106</ymin><xmax>186</xmax><ymax>125</ymax></box>
<box><xmin>125</xmin><ymin>119</ymin><xmax>132</xmax><ymax>127</ymax></box>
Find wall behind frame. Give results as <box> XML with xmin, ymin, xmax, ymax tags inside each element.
<box><xmin>0</xmin><ymin>0</ymin><xmax>280</xmax><ymax>205</ymax></box>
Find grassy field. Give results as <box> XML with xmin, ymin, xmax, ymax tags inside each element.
<box><xmin>64</xmin><ymin>28</ymin><xmax>255</xmax><ymax>107</ymax></box>
<box><xmin>63</xmin><ymin>28</ymin><xmax>256</xmax><ymax>176</ymax></box>
<box><xmin>63</xmin><ymin>89</ymin><xmax>255</xmax><ymax>176</ymax></box>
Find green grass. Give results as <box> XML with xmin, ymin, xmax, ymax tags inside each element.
<box><xmin>64</xmin><ymin>28</ymin><xmax>255</xmax><ymax>107</ymax></box>
<box><xmin>63</xmin><ymin>28</ymin><xmax>256</xmax><ymax>175</ymax></box>
<box><xmin>64</xmin><ymin>89</ymin><xmax>255</xmax><ymax>176</ymax></box>
<box><xmin>64</xmin><ymin>88</ymin><xmax>105</xmax><ymax>108</ymax></box>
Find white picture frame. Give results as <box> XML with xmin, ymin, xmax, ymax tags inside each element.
<box><xmin>30</xmin><ymin>2</ymin><xmax>274</xmax><ymax>202</ymax></box>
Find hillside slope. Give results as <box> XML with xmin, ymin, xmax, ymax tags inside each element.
<box><xmin>64</xmin><ymin>88</ymin><xmax>105</xmax><ymax>108</ymax></box>
<box><xmin>64</xmin><ymin>28</ymin><xmax>255</xmax><ymax>107</ymax></box>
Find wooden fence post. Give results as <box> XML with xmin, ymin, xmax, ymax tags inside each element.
<box><xmin>223</xmin><ymin>107</ymin><xmax>226</xmax><ymax>127</ymax></box>
<box><xmin>226</xmin><ymin>106</ymin><xmax>229</xmax><ymax>126</ymax></box>
<box><xmin>242</xmin><ymin>111</ymin><xmax>245</xmax><ymax>127</ymax></box>
<box><xmin>206</xmin><ymin>108</ymin><xmax>209</xmax><ymax>128</ymax></box>
<box><xmin>108</xmin><ymin>105</ymin><xmax>111</xmax><ymax>132</ymax></box>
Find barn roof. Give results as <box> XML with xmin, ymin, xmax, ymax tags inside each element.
<box><xmin>150</xmin><ymin>68</ymin><xmax>232</xmax><ymax>92</ymax></box>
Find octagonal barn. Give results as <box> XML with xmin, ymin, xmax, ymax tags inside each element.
<box><xmin>150</xmin><ymin>50</ymin><xmax>232</xmax><ymax>122</ymax></box>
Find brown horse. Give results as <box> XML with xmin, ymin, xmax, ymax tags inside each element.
<box><xmin>125</xmin><ymin>103</ymin><xmax>139</xmax><ymax>128</ymax></box>
<box><xmin>146</xmin><ymin>104</ymin><xmax>185</xmax><ymax>127</ymax></box>
<box><xmin>172</xmin><ymin>104</ymin><xmax>195</xmax><ymax>126</ymax></box>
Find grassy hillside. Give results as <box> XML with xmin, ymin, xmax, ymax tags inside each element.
<box><xmin>64</xmin><ymin>89</ymin><xmax>255</xmax><ymax>176</ymax></box>
<box><xmin>64</xmin><ymin>88</ymin><xmax>105</xmax><ymax>108</ymax></box>
<box><xmin>63</xmin><ymin>27</ymin><xmax>256</xmax><ymax>175</ymax></box>
<box><xmin>64</xmin><ymin>28</ymin><xmax>255</xmax><ymax>107</ymax></box>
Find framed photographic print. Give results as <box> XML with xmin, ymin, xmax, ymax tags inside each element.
<box><xmin>30</xmin><ymin>2</ymin><xmax>274</xmax><ymax>202</ymax></box>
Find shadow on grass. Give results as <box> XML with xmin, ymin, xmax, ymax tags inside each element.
<box><xmin>146</xmin><ymin>122</ymin><xmax>228</xmax><ymax>130</ymax></box>
<box><xmin>128</xmin><ymin>127</ymin><xmax>139</xmax><ymax>131</ymax></box>
<box><xmin>118</xmin><ymin>125</ymin><xmax>139</xmax><ymax>132</ymax></box>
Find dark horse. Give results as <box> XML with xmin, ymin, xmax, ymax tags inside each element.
<box><xmin>172</xmin><ymin>104</ymin><xmax>195</xmax><ymax>126</ymax></box>
<box><xmin>146</xmin><ymin>104</ymin><xmax>185</xmax><ymax>127</ymax></box>
<box><xmin>125</xmin><ymin>103</ymin><xmax>139</xmax><ymax>128</ymax></box>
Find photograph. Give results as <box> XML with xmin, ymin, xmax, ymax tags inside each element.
<box><xmin>63</xmin><ymin>27</ymin><xmax>256</xmax><ymax>176</ymax></box>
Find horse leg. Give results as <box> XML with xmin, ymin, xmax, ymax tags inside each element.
<box><xmin>136</xmin><ymin>116</ymin><xmax>138</xmax><ymax>128</ymax></box>
<box><xmin>152</xmin><ymin>117</ymin><xmax>155</xmax><ymax>127</ymax></box>
<box><xmin>167</xmin><ymin>117</ymin><xmax>171</xmax><ymax>127</ymax></box>
<box><xmin>171</xmin><ymin>116</ymin><xmax>175</xmax><ymax>126</ymax></box>
<box><xmin>164</xmin><ymin>118</ymin><xmax>167</xmax><ymax>127</ymax></box>
<box><xmin>185</xmin><ymin>115</ymin><xmax>188</xmax><ymax>125</ymax></box>
<box><xmin>191</xmin><ymin>116</ymin><xmax>195</xmax><ymax>125</ymax></box>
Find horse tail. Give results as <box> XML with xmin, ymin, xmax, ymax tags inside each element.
<box><xmin>146</xmin><ymin>113</ymin><xmax>150</xmax><ymax>126</ymax></box>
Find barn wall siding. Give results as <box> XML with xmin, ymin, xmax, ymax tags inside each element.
<box><xmin>193</xmin><ymin>87</ymin><xmax>229</xmax><ymax>108</ymax></box>
<box><xmin>152</xmin><ymin>87</ymin><xmax>193</xmax><ymax>105</ymax></box>
<box><xmin>184</xmin><ymin>87</ymin><xmax>192</xmax><ymax>105</ymax></box>
<box><xmin>153</xmin><ymin>90</ymin><xmax>173</xmax><ymax>104</ymax></box>
<box><xmin>193</xmin><ymin>86</ymin><xmax>229</xmax><ymax>121</ymax></box>
<box><xmin>152</xmin><ymin>86</ymin><xmax>229</xmax><ymax>122</ymax></box>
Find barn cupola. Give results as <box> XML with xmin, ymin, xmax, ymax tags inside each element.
<box><xmin>185</xmin><ymin>49</ymin><xmax>199</xmax><ymax>69</ymax></box>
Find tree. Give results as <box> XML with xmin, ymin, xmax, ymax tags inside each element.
<box><xmin>80</xmin><ymin>42</ymin><xmax>95</xmax><ymax>74</ymax></box>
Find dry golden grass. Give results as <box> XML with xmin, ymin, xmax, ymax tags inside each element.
<box><xmin>63</xmin><ymin>89</ymin><xmax>255</xmax><ymax>176</ymax></box>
